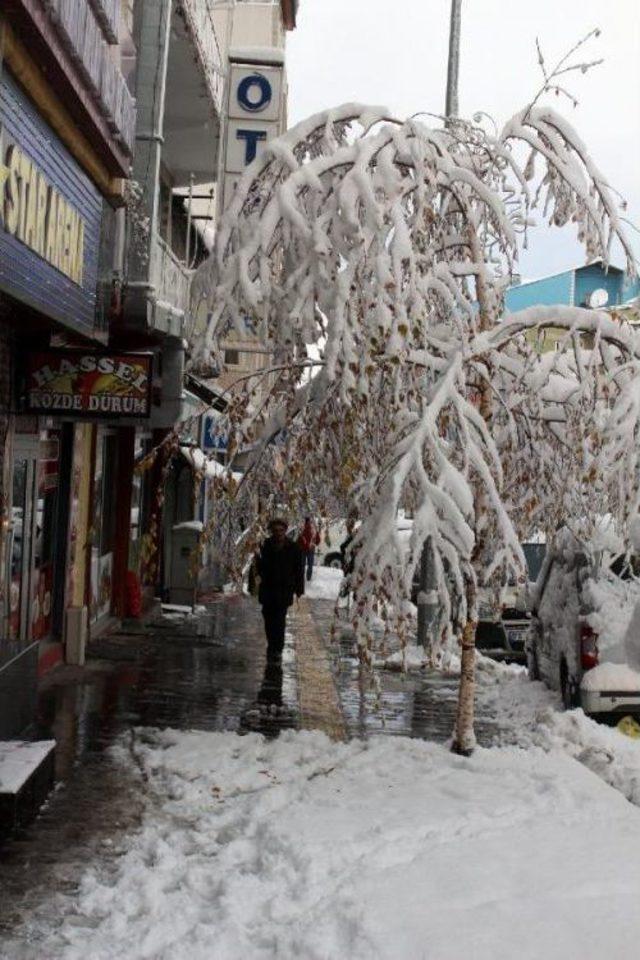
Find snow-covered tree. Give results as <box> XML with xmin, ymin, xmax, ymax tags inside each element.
<box><xmin>191</xmin><ymin>91</ymin><xmax>639</xmax><ymax>753</ymax></box>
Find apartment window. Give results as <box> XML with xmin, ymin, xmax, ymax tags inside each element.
<box><xmin>225</xmin><ymin>349</ymin><xmax>240</xmax><ymax>366</ymax></box>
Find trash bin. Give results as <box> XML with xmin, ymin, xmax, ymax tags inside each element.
<box><xmin>168</xmin><ymin>521</ymin><xmax>203</xmax><ymax>606</ymax></box>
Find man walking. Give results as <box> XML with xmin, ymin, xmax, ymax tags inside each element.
<box><xmin>298</xmin><ymin>516</ymin><xmax>320</xmax><ymax>582</ymax></box>
<box><xmin>256</xmin><ymin>518</ymin><xmax>304</xmax><ymax>659</ymax></box>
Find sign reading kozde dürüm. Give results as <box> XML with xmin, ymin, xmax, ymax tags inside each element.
<box><xmin>26</xmin><ymin>352</ymin><xmax>153</xmax><ymax>417</ymax></box>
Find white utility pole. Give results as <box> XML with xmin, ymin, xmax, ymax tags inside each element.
<box><xmin>417</xmin><ymin>0</ymin><xmax>463</xmax><ymax>650</ymax></box>
<box><xmin>445</xmin><ymin>0</ymin><xmax>462</xmax><ymax>118</ymax></box>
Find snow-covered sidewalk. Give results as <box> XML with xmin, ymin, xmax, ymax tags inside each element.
<box><xmin>13</xmin><ymin>727</ymin><xmax>640</xmax><ymax>960</ymax></box>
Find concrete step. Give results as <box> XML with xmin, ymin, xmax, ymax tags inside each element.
<box><xmin>0</xmin><ymin>740</ymin><xmax>56</xmax><ymax>838</ymax></box>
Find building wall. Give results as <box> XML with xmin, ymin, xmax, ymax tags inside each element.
<box><xmin>68</xmin><ymin>424</ymin><xmax>93</xmax><ymax>610</ymax></box>
<box><xmin>574</xmin><ymin>264</ymin><xmax>634</xmax><ymax>308</ymax></box>
<box><xmin>505</xmin><ymin>271</ymin><xmax>573</xmax><ymax>313</ymax></box>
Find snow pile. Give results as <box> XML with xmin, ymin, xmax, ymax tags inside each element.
<box><xmin>375</xmin><ymin>643</ymin><xmax>428</xmax><ymax>670</ymax></box>
<box><xmin>535</xmin><ymin>709</ymin><xmax>640</xmax><ymax>806</ymax></box>
<box><xmin>477</xmin><ymin>665</ymin><xmax>640</xmax><ymax>806</ymax></box>
<box><xmin>25</xmin><ymin>729</ymin><xmax>640</xmax><ymax>960</ymax></box>
<box><xmin>304</xmin><ymin>565</ymin><xmax>343</xmax><ymax>600</ymax></box>
<box><xmin>160</xmin><ymin>604</ymin><xmax>207</xmax><ymax>621</ymax></box>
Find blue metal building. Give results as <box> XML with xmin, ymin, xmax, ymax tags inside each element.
<box><xmin>505</xmin><ymin>261</ymin><xmax>640</xmax><ymax>314</ymax></box>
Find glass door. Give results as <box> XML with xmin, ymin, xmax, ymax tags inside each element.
<box><xmin>7</xmin><ymin>436</ymin><xmax>39</xmax><ymax>644</ymax></box>
<box><xmin>31</xmin><ymin>434</ymin><xmax>60</xmax><ymax>641</ymax></box>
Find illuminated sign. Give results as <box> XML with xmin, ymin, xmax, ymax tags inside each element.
<box><xmin>0</xmin><ymin>141</ymin><xmax>85</xmax><ymax>285</ymax></box>
<box><xmin>25</xmin><ymin>351</ymin><xmax>153</xmax><ymax>418</ymax></box>
<box><xmin>222</xmin><ymin>62</ymin><xmax>284</xmax><ymax>209</ymax></box>
<box><xmin>0</xmin><ymin>71</ymin><xmax>102</xmax><ymax>335</ymax></box>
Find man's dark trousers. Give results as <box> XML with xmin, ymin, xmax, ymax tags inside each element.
<box><xmin>262</xmin><ymin>603</ymin><xmax>288</xmax><ymax>656</ymax></box>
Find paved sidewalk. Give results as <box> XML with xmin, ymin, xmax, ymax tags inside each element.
<box><xmin>0</xmin><ymin>595</ymin><xmax>299</xmax><ymax>935</ymax></box>
<box><xmin>0</xmin><ymin>591</ymin><xmax>498</xmax><ymax>938</ymax></box>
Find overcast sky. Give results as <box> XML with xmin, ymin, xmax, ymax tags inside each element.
<box><xmin>286</xmin><ymin>0</ymin><xmax>639</xmax><ymax>279</ymax></box>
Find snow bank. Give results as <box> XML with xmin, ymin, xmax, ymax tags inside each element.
<box><xmin>29</xmin><ymin>729</ymin><xmax>640</xmax><ymax>960</ymax></box>
<box><xmin>375</xmin><ymin>643</ymin><xmax>428</xmax><ymax>670</ymax></box>
<box><xmin>581</xmin><ymin>663</ymin><xmax>640</xmax><ymax>692</ymax></box>
<box><xmin>477</xmin><ymin>665</ymin><xmax>640</xmax><ymax>807</ymax></box>
<box><xmin>304</xmin><ymin>565</ymin><xmax>343</xmax><ymax>600</ymax></box>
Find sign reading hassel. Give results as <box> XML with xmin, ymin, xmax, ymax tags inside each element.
<box><xmin>222</xmin><ymin>62</ymin><xmax>284</xmax><ymax>210</ymax></box>
<box><xmin>26</xmin><ymin>351</ymin><xmax>153</xmax><ymax>417</ymax></box>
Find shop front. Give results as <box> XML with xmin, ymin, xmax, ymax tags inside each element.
<box><xmin>23</xmin><ymin>350</ymin><xmax>153</xmax><ymax>637</ymax></box>
<box><xmin>0</xmin><ymin>62</ymin><xmax>128</xmax><ymax>736</ymax></box>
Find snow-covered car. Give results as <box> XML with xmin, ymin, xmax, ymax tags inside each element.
<box><xmin>529</xmin><ymin>534</ymin><xmax>640</xmax><ymax>715</ymax></box>
<box><xmin>321</xmin><ymin>515</ymin><xmax>411</xmax><ymax>569</ymax></box>
<box><xmin>318</xmin><ymin>519</ymin><xmax>350</xmax><ymax>568</ymax></box>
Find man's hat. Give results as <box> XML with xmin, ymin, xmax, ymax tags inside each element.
<box><xmin>268</xmin><ymin>517</ymin><xmax>288</xmax><ymax>531</ymax></box>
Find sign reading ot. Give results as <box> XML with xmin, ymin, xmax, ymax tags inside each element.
<box><xmin>223</xmin><ymin>62</ymin><xmax>284</xmax><ymax>209</ymax></box>
<box><xmin>26</xmin><ymin>351</ymin><xmax>153</xmax><ymax>418</ymax></box>
<box><xmin>0</xmin><ymin>70</ymin><xmax>102</xmax><ymax>335</ymax></box>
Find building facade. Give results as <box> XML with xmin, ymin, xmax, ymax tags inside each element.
<box><xmin>0</xmin><ymin>0</ymin><xmax>136</xmax><ymax>737</ymax></box>
<box><xmin>505</xmin><ymin>261</ymin><xmax>640</xmax><ymax>351</ymax></box>
<box><xmin>0</xmin><ymin>0</ymin><xmax>299</xmax><ymax>740</ymax></box>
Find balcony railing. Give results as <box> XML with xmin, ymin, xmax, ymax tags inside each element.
<box><xmin>150</xmin><ymin>234</ymin><xmax>193</xmax><ymax>332</ymax></box>
<box><xmin>88</xmin><ymin>0</ymin><xmax>119</xmax><ymax>44</ymax></box>
<box><xmin>180</xmin><ymin>0</ymin><xmax>225</xmax><ymax>114</ymax></box>
<box><xmin>45</xmin><ymin>0</ymin><xmax>137</xmax><ymax>154</ymax></box>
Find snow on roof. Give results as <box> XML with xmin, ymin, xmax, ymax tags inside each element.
<box><xmin>179</xmin><ymin>446</ymin><xmax>226</xmax><ymax>479</ymax></box>
<box><xmin>229</xmin><ymin>46</ymin><xmax>285</xmax><ymax>65</ymax></box>
<box><xmin>179</xmin><ymin>446</ymin><xmax>243</xmax><ymax>484</ymax></box>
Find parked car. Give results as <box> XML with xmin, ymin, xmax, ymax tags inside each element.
<box><xmin>529</xmin><ymin>534</ymin><xmax>640</xmax><ymax>715</ymax></box>
<box><xmin>319</xmin><ymin>519</ymin><xmax>351</xmax><ymax>569</ymax></box>
<box><xmin>475</xmin><ymin>608</ymin><xmax>531</xmax><ymax>665</ymax></box>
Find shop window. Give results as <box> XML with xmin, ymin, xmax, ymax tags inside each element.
<box><xmin>224</xmin><ymin>349</ymin><xmax>240</xmax><ymax>366</ymax></box>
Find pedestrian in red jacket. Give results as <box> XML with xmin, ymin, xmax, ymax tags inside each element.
<box><xmin>298</xmin><ymin>517</ymin><xmax>320</xmax><ymax>582</ymax></box>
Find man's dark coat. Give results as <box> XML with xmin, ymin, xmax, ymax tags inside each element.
<box><xmin>256</xmin><ymin>536</ymin><xmax>304</xmax><ymax>608</ymax></box>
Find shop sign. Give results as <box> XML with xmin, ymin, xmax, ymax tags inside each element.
<box><xmin>202</xmin><ymin>413</ymin><xmax>228</xmax><ymax>451</ymax></box>
<box><xmin>25</xmin><ymin>351</ymin><xmax>153</xmax><ymax>418</ymax></box>
<box><xmin>222</xmin><ymin>61</ymin><xmax>284</xmax><ymax>210</ymax></box>
<box><xmin>0</xmin><ymin>71</ymin><xmax>103</xmax><ymax>335</ymax></box>
<box><xmin>0</xmin><ymin>141</ymin><xmax>85</xmax><ymax>285</ymax></box>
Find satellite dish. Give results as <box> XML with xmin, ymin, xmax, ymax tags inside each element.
<box><xmin>587</xmin><ymin>288</ymin><xmax>609</xmax><ymax>308</ymax></box>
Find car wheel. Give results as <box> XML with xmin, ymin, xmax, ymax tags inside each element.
<box><xmin>324</xmin><ymin>552</ymin><xmax>343</xmax><ymax>569</ymax></box>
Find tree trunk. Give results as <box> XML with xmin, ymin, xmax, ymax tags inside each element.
<box><xmin>451</xmin><ymin>223</ymin><xmax>490</xmax><ymax>756</ymax></box>
<box><xmin>452</xmin><ymin>578</ymin><xmax>477</xmax><ymax>755</ymax></box>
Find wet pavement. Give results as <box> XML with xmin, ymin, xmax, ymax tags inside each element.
<box><xmin>0</xmin><ymin>595</ymin><xmax>299</xmax><ymax>937</ymax></box>
<box><xmin>0</xmin><ymin>591</ymin><xmax>500</xmax><ymax>940</ymax></box>
<box><xmin>310</xmin><ymin>600</ymin><xmax>500</xmax><ymax>746</ymax></box>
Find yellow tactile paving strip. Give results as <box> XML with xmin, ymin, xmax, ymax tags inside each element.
<box><xmin>290</xmin><ymin>598</ymin><xmax>346</xmax><ymax>741</ymax></box>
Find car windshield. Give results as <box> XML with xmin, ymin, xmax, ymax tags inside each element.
<box><xmin>475</xmin><ymin>621</ymin><xmax>506</xmax><ymax>650</ymax></box>
<box><xmin>609</xmin><ymin>555</ymin><xmax>640</xmax><ymax>581</ymax></box>
<box><xmin>522</xmin><ymin>542</ymin><xmax>546</xmax><ymax>582</ymax></box>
